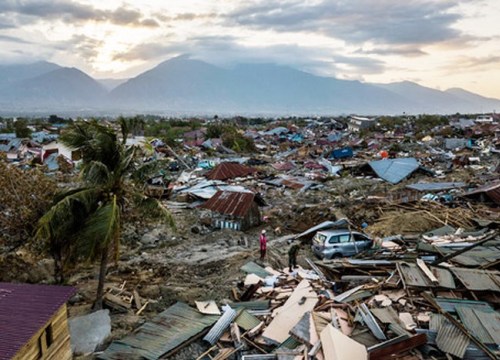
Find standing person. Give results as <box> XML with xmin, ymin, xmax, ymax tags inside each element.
<box><xmin>288</xmin><ymin>242</ymin><xmax>302</xmax><ymax>272</ymax></box>
<box><xmin>259</xmin><ymin>230</ymin><xmax>267</xmax><ymax>261</ymax></box>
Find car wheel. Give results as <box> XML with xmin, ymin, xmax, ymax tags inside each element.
<box><xmin>330</xmin><ymin>253</ymin><xmax>342</xmax><ymax>259</ymax></box>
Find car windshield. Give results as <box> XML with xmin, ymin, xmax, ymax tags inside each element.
<box><xmin>314</xmin><ymin>233</ymin><xmax>327</xmax><ymax>244</ymax></box>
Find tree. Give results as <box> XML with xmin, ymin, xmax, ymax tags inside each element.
<box><xmin>36</xmin><ymin>120</ymin><xmax>175</xmax><ymax>309</ymax></box>
<box><xmin>0</xmin><ymin>158</ymin><xmax>56</xmax><ymax>248</ymax></box>
<box><xmin>14</xmin><ymin>118</ymin><xmax>31</xmax><ymax>138</ymax></box>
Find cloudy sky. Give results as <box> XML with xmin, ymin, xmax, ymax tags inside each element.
<box><xmin>1</xmin><ymin>0</ymin><xmax>499</xmax><ymax>98</ymax></box>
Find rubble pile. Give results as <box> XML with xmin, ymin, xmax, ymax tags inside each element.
<box><xmin>1</xmin><ymin>114</ymin><xmax>499</xmax><ymax>359</ymax></box>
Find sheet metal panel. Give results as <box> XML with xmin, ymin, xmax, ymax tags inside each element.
<box><xmin>436</xmin><ymin>319</ymin><xmax>469</xmax><ymax>358</ymax></box>
<box><xmin>450</xmin><ymin>268</ymin><xmax>500</xmax><ymax>292</ymax></box>
<box><xmin>368</xmin><ymin>158</ymin><xmax>419</xmax><ymax>184</ymax></box>
<box><xmin>99</xmin><ymin>302</ymin><xmax>219</xmax><ymax>360</ymax></box>
<box><xmin>205</xmin><ymin>162</ymin><xmax>256</xmax><ymax>180</ymax></box>
<box><xmin>203</xmin><ymin>306</ymin><xmax>237</xmax><ymax>345</ymax></box>
<box><xmin>406</xmin><ymin>182</ymin><xmax>466</xmax><ymax>192</ymax></box>
<box><xmin>456</xmin><ymin>306</ymin><xmax>500</xmax><ymax>344</ymax></box>
<box><xmin>435</xmin><ymin>298</ymin><xmax>493</xmax><ymax>313</ymax></box>
<box><xmin>399</xmin><ymin>262</ymin><xmax>455</xmax><ymax>288</ymax></box>
<box><xmin>234</xmin><ymin>309</ymin><xmax>261</xmax><ymax>331</ymax></box>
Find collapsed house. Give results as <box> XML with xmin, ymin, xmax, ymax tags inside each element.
<box><xmin>200</xmin><ymin>190</ymin><xmax>263</xmax><ymax>230</ymax></box>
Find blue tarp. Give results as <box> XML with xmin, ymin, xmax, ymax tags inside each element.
<box><xmin>369</xmin><ymin>158</ymin><xmax>420</xmax><ymax>184</ymax></box>
<box><xmin>330</xmin><ymin>147</ymin><xmax>353</xmax><ymax>159</ymax></box>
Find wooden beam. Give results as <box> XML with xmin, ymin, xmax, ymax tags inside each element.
<box><xmin>416</xmin><ymin>259</ymin><xmax>438</xmax><ymax>284</ymax></box>
<box><xmin>368</xmin><ymin>334</ymin><xmax>427</xmax><ymax>360</ymax></box>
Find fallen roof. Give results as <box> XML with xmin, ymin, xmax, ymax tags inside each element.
<box><xmin>201</xmin><ymin>190</ymin><xmax>257</xmax><ymax>218</ymax></box>
<box><xmin>406</xmin><ymin>182</ymin><xmax>467</xmax><ymax>192</ymax></box>
<box><xmin>205</xmin><ymin>162</ymin><xmax>257</xmax><ymax>180</ymax></box>
<box><xmin>0</xmin><ymin>282</ymin><xmax>76</xmax><ymax>360</ymax></box>
<box><xmin>464</xmin><ymin>182</ymin><xmax>500</xmax><ymax>205</ymax></box>
<box><xmin>368</xmin><ymin>158</ymin><xmax>420</xmax><ymax>184</ymax></box>
<box><xmin>99</xmin><ymin>302</ymin><xmax>219</xmax><ymax>360</ymax></box>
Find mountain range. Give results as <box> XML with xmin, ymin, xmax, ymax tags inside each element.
<box><xmin>0</xmin><ymin>56</ymin><xmax>498</xmax><ymax>116</ymax></box>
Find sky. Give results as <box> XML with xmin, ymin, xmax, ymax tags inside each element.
<box><xmin>0</xmin><ymin>0</ymin><xmax>499</xmax><ymax>98</ymax></box>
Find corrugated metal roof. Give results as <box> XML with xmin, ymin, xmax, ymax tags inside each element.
<box><xmin>0</xmin><ymin>282</ymin><xmax>76</xmax><ymax>360</ymax></box>
<box><xmin>99</xmin><ymin>302</ymin><xmax>219</xmax><ymax>360</ymax></box>
<box><xmin>450</xmin><ymin>268</ymin><xmax>500</xmax><ymax>292</ymax></box>
<box><xmin>406</xmin><ymin>182</ymin><xmax>466</xmax><ymax>192</ymax></box>
<box><xmin>203</xmin><ymin>305</ymin><xmax>237</xmax><ymax>345</ymax></box>
<box><xmin>234</xmin><ymin>309</ymin><xmax>261</xmax><ymax>331</ymax></box>
<box><xmin>201</xmin><ymin>190</ymin><xmax>256</xmax><ymax>218</ymax></box>
<box><xmin>436</xmin><ymin>318</ymin><xmax>470</xmax><ymax>358</ymax></box>
<box><xmin>368</xmin><ymin>158</ymin><xmax>420</xmax><ymax>184</ymax></box>
<box><xmin>205</xmin><ymin>162</ymin><xmax>257</xmax><ymax>180</ymax></box>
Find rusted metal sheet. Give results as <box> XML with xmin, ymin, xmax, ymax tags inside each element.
<box><xmin>0</xmin><ymin>282</ymin><xmax>76</xmax><ymax>360</ymax></box>
<box><xmin>99</xmin><ymin>302</ymin><xmax>219</xmax><ymax>360</ymax></box>
<box><xmin>201</xmin><ymin>190</ymin><xmax>256</xmax><ymax>218</ymax></box>
<box><xmin>205</xmin><ymin>162</ymin><xmax>256</xmax><ymax>180</ymax></box>
<box><xmin>450</xmin><ymin>268</ymin><xmax>500</xmax><ymax>292</ymax></box>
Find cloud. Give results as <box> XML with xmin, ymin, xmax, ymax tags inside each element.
<box><xmin>0</xmin><ymin>0</ymin><xmax>159</xmax><ymax>27</ymax></box>
<box><xmin>228</xmin><ymin>0</ymin><xmax>464</xmax><ymax>46</ymax></box>
<box><xmin>448</xmin><ymin>55</ymin><xmax>500</xmax><ymax>71</ymax></box>
<box><xmin>356</xmin><ymin>46</ymin><xmax>427</xmax><ymax>57</ymax></box>
<box><xmin>0</xmin><ymin>35</ymin><xmax>33</xmax><ymax>44</ymax></box>
<box><xmin>113</xmin><ymin>41</ymin><xmax>178</xmax><ymax>62</ymax></box>
<box><xmin>112</xmin><ymin>34</ymin><xmax>387</xmax><ymax>80</ymax></box>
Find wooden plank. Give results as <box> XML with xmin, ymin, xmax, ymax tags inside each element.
<box><xmin>133</xmin><ymin>290</ymin><xmax>142</xmax><ymax>309</ymax></box>
<box><xmin>368</xmin><ymin>334</ymin><xmax>427</xmax><ymax>360</ymax></box>
<box><xmin>416</xmin><ymin>259</ymin><xmax>438</xmax><ymax>284</ymax></box>
<box><xmin>261</xmin><ymin>280</ymin><xmax>318</xmax><ymax>345</ymax></box>
<box><xmin>320</xmin><ymin>324</ymin><xmax>368</xmax><ymax>360</ymax></box>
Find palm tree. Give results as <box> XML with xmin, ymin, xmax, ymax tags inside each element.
<box><xmin>37</xmin><ymin>120</ymin><xmax>174</xmax><ymax>309</ymax></box>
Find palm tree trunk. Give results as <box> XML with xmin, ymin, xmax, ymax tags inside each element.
<box><xmin>93</xmin><ymin>246</ymin><xmax>109</xmax><ymax>310</ymax></box>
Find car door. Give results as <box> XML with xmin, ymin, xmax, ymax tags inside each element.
<box><xmin>325</xmin><ymin>235</ymin><xmax>340</xmax><ymax>258</ymax></box>
<box><xmin>352</xmin><ymin>233</ymin><xmax>371</xmax><ymax>252</ymax></box>
<box><xmin>338</xmin><ymin>233</ymin><xmax>355</xmax><ymax>256</ymax></box>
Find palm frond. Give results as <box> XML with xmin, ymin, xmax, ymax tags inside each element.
<box><xmin>36</xmin><ymin>187</ymin><xmax>100</xmax><ymax>246</ymax></box>
<box><xmin>76</xmin><ymin>195</ymin><xmax>121</xmax><ymax>261</ymax></box>
<box><xmin>81</xmin><ymin>161</ymin><xmax>111</xmax><ymax>186</ymax></box>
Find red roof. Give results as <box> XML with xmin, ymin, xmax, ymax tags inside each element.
<box><xmin>205</xmin><ymin>162</ymin><xmax>257</xmax><ymax>180</ymax></box>
<box><xmin>201</xmin><ymin>191</ymin><xmax>256</xmax><ymax>217</ymax></box>
<box><xmin>0</xmin><ymin>282</ymin><xmax>76</xmax><ymax>360</ymax></box>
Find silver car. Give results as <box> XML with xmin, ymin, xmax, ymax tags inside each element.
<box><xmin>312</xmin><ymin>229</ymin><xmax>373</xmax><ymax>259</ymax></box>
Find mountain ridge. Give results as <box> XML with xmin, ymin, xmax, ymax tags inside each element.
<box><xmin>0</xmin><ymin>56</ymin><xmax>499</xmax><ymax>115</ymax></box>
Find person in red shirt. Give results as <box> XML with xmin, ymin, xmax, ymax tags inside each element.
<box><xmin>259</xmin><ymin>230</ymin><xmax>267</xmax><ymax>261</ymax></box>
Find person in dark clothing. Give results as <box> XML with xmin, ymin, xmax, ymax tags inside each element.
<box><xmin>288</xmin><ymin>242</ymin><xmax>302</xmax><ymax>272</ymax></box>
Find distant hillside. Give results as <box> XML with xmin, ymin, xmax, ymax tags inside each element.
<box><xmin>108</xmin><ymin>56</ymin><xmax>416</xmax><ymax>114</ymax></box>
<box><xmin>97</xmin><ymin>78</ymin><xmax>129</xmax><ymax>91</ymax></box>
<box><xmin>0</xmin><ymin>67</ymin><xmax>107</xmax><ymax>110</ymax></box>
<box><xmin>0</xmin><ymin>61</ymin><xmax>61</xmax><ymax>88</ymax></box>
<box><xmin>0</xmin><ymin>57</ymin><xmax>499</xmax><ymax>115</ymax></box>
